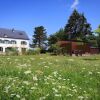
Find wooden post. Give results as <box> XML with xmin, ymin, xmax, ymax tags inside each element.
<box><xmin>70</xmin><ymin>41</ymin><xmax>72</xmax><ymax>56</ymax></box>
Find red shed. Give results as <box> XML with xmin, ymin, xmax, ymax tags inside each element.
<box><xmin>57</xmin><ymin>40</ymin><xmax>90</xmax><ymax>55</ymax></box>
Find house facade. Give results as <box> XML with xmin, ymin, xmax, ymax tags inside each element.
<box><xmin>0</xmin><ymin>28</ymin><xmax>29</xmax><ymax>54</ymax></box>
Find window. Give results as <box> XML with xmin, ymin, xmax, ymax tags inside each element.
<box><xmin>21</xmin><ymin>41</ymin><xmax>27</xmax><ymax>45</ymax></box>
<box><xmin>4</xmin><ymin>40</ymin><xmax>10</xmax><ymax>44</ymax></box>
<box><xmin>0</xmin><ymin>39</ymin><xmax>4</xmax><ymax>44</ymax></box>
<box><xmin>11</xmin><ymin>40</ymin><xmax>17</xmax><ymax>44</ymax></box>
<box><xmin>4</xmin><ymin>34</ymin><xmax>8</xmax><ymax>38</ymax></box>
<box><xmin>0</xmin><ymin>39</ymin><xmax>2</xmax><ymax>43</ymax></box>
<box><xmin>0</xmin><ymin>39</ymin><xmax>17</xmax><ymax>44</ymax></box>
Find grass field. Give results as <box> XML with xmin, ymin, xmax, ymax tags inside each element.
<box><xmin>0</xmin><ymin>54</ymin><xmax>100</xmax><ymax>100</ymax></box>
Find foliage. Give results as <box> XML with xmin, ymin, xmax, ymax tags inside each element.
<box><xmin>33</xmin><ymin>26</ymin><xmax>47</xmax><ymax>48</ymax></box>
<box><xmin>40</xmin><ymin>48</ymin><xmax>47</xmax><ymax>54</ymax></box>
<box><xmin>5</xmin><ymin>47</ymin><xmax>18</xmax><ymax>56</ymax></box>
<box><xmin>26</xmin><ymin>49</ymin><xmax>35</xmax><ymax>55</ymax></box>
<box><xmin>48</xmin><ymin>34</ymin><xmax>58</xmax><ymax>46</ymax></box>
<box><xmin>95</xmin><ymin>25</ymin><xmax>100</xmax><ymax>34</ymax></box>
<box><xmin>48</xmin><ymin>28</ymin><xmax>69</xmax><ymax>46</ymax></box>
<box><xmin>34</xmin><ymin>48</ymin><xmax>41</xmax><ymax>54</ymax></box>
<box><xmin>0</xmin><ymin>55</ymin><xmax>100</xmax><ymax>99</ymax></box>
<box><xmin>95</xmin><ymin>25</ymin><xmax>100</xmax><ymax>49</ymax></box>
<box><xmin>26</xmin><ymin>48</ymin><xmax>41</xmax><ymax>55</ymax></box>
<box><xmin>55</xmin><ymin>28</ymin><xmax>69</xmax><ymax>41</ymax></box>
<box><xmin>50</xmin><ymin>44</ymin><xmax>61</xmax><ymax>55</ymax></box>
<box><xmin>86</xmin><ymin>34</ymin><xmax>98</xmax><ymax>47</ymax></box>
<box><xmin>64</xmin><ymin>9</ymin><xmax>92</xmax><ymax>40</ymax></box>
<box><xmin>49</xmin><ymin>44</ymin><xmax>68</xmax><ymax>55</ymax></box>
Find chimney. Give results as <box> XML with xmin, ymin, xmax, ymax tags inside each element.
<box><xmin>12</xmin><ymin>28</ymin><xmax>15</xmax><ymax>32</ymax></box>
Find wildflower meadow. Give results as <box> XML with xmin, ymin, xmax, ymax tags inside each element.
<box><xmin>0</xmin><ymin>54</ymin><xmax>100</xmax><ymax>100</ymax></box>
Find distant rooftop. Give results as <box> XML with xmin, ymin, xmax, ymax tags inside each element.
<box><xmin>0</xmin><ymin>28</ymin><xmax>29</xmax><ymax>40</ymax></box>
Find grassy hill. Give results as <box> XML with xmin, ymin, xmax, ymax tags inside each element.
<box><xmin>0</xmin><ymin>54</ymin><xmax>100</xmax><ymax>100</ymax></box>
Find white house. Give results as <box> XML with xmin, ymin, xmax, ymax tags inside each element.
<box><xmin>0</xmin><ymin>28</ymin><xmax>29</xmax><ymax>54</ymax></box>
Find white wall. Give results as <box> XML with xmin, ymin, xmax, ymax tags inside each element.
<box><xmin>0</xmin><ymin>38</ymin><xmax>29</xmax><ymax>53</ymax></box>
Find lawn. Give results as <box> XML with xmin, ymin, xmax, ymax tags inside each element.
<box><xmin>0</xmin><ymin>54</ymin><xmax>100</xmax><ymax>100</ymax></box>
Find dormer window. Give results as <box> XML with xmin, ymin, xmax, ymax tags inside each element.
<box><xmin>4</xmin><ymin>34</ymin><xmax>8</xmax><ymax>38</ymax></box>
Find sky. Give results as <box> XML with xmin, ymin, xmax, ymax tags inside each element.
<box><xmin>0</xmin><ymin>0</ymin><xmax>100</xmax><ymax>39</ymax></box>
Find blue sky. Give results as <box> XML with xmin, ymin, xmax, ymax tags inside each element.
<box><xmin>0</xmin><ymin>0</ymin><xmax>100</xmax><ymax>39</ymax></box>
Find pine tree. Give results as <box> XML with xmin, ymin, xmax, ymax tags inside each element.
<box><xmin>33</xmin><ymin>26</ymin><xmax>47</xmax><ymax>48</ymax></box>
<box><xmin>64</xmin><ymin>9</ymin><xmax>92</xmax><ymax>41</ymax></box>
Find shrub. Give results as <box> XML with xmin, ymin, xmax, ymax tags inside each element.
<box><xmin>26</xmin><ymin>48</ymin><xmax>41</xmax><ymax>55</ymax></box>
<box><xmin>5</xmin><ymin>48</ymin><xmax>18</xmax><ymax>56</ymax></box>
<box><xmin>34</xmin><ymin>48</ymin><xmax>41</xmax><ymax>54</ymax></box>
<box><xmin>49</xmin><ymin>44</ymin><xmax>68</xmax><ymax>55</ymax></box>
<box><xmin>40</xmin><ymin>48</ymin><xmax>47</xmax><ymax>54</ymax></box>
<box><xmin>26</xmin><ymin>49</ymin><xmax>35</xmax><ymax>55</ymax></box>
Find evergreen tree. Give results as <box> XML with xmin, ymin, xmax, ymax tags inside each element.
<box><xmin>64</xmin><ymin>9</ymin><xmax>92</xmax><ymax>41</ymax></box>
<box><xmin>33</xmin><ymin>26</ymin><xmax>47</xmax><ymax>48</ymax></box>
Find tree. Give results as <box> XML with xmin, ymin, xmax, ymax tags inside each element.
<box><xmin>95</xmin><ymin>25</ymin><xmax>100</xmax><ymax>49</ymax></box>
<box><xmin>48</xmin><ymin>34</ymin><xmax>57</xmax><ymax>46</ymax></box>
<box><xmin>55</xmin><ymin>28</ymin><xmax>69</xmax><ymax>41</ymax></box>
<box><xmin>95</xmin><ymin>25</ymin><xmax>100</xmax><ymax>34</ymax></box>
<box><xmin>86</xmin><ymin>34</ymin><xmax>97</xmax><ymax>47</ymax></box>
<box><xmin>48</xmin><ymin>28</ymin><xmax>69</xmax><ymax>46</ymax></box>
<box><xmin>33</xmin><ymin>26</ymin><xmax>47</xmax><ymax>48</ymax></box>
<box><xmin>48</xmin><ymin>28</ymin><xmax>69</xmax><ymax>54</ymax></box>
<box><xmin>64</xmin><ymin>9</ymin><xmax>92</xmax><ymax>41</ymax></box>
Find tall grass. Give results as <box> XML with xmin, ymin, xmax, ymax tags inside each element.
<box><xmin>0</xmin><ymin>54</ymin><xmax>100</xmax><ymax>100</ymax></box>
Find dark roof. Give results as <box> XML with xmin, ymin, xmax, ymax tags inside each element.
<box><xmin>0</xmin><ymin>28</ymin><xmax>29</xmax><ymax>40</ymax></box>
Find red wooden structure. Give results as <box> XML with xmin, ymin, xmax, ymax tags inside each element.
<box><xmin>57</xmin><ymin>41</ymin><xmax>99</xmax><ymax>55</ymax></box>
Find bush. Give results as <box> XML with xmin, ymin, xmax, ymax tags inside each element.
<box><xmin>26</xmin><ymin>48</ymin><xmax>41</xmax><ymax>55</ymax></box>
<box><xmin>34</xmin><ymin>48</ymin><xmax>41</xmax><ymax>54</ymax></box>
<box><xmin>5</xmin><ymin>48</ymin><xmax>18</xmax><ymax>56</ymax></box>
<box><xmin>40</xmin><ymin>48</ymin><xmax>46</xmax><ymax>54</ymax></box>
<box><xmin>49</xmin><ymin>44</ymin><xmax>68</xmax><ymax>55</ymax></box>
<box><xmin>26</xmin><ymin>49</ymin><xmax>35</xmax><ymax>55</ymax></box>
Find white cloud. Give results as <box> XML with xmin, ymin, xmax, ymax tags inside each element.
<box><xmin>71</xmin><ymin>0</ymin><xmax>79</xmax><ymax>9</ymax></box>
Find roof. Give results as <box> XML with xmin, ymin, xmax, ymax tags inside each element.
<box><xmin>58</xmin><ymin>40</ymin><xmax>88</xmax><ymax>44</ymax></box>
<box><xmin>0</xmin><ymin>28</ymin><xmax>29</xmax><ymax>40</ymax></box>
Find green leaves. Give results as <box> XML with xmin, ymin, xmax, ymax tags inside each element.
<box><xmin>33</xmin><ymin>26</ymin><xmax>47</xmax><ymax>48</ymax></box>
<box><xmin>64</xmin><ymin>9</ymin><xmax>92</xmax><ymax>40</ymax></box>
<box><xmin>48</xmin><ymin>28</ymin><xmax>69</xmax><ymax>46</ymax></box>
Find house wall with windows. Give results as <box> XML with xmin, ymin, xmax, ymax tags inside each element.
<box><xmin>0</xmin><ymin>38</ymin><xmax>29</xmax><ymax>53</ymax></box>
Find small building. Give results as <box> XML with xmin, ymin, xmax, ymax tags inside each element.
<box><xmin>0</xmin><ymin>28</ymin><xmax>29</xmax><ymax>54</ymax></box>
<box><xmin>58</xmin><ymin>40</ymin><xmax>90</xmax><ymax>54</ymax></box>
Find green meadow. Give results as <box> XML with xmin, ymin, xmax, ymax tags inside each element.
<box><xmin>0</xmin><ymin>54</ymin><xmax>100</xmax><ymax>100</ymax></box>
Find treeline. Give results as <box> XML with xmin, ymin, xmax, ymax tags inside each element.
<box><xmin>31</xmin><ymin>9</ymin><xmax>100</xmax><ymax>54</ymax></box>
